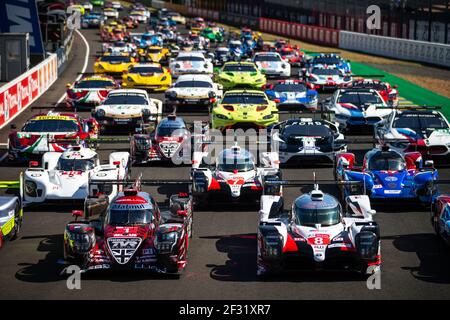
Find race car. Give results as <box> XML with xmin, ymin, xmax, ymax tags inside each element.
<box><xmin>279</xmin><ymin>45</ymin><xmax>305</xmax><ymax>67</ymax></box>
<box><xmin>201</xmin><ymin>27</ymin><xmax>224</xmax><ymax>43</ymax></box>
<box><xmin>191</xmin><ymin>144</ymin><xmax>280</xmax><ymax>206</ymax></box>
<box><xmin>141</xmin><ymin>46</ymin><xmax>170</xmax><ymax>64</ymax></box>
<box><xmin>111</xmin><ymin>1</ymin><xmax>123</xmax><ymax>10</ymax></box>
<box><xmin>81</xmin><ymin>1</ymin><xmax>93</xmax><ymax>11</ymax></box>
<box><xmin>129</xmin><ymin>10</ymin><xmax>148</xmax><ymax>23</ymax></box>
<box><xmin>167</xmin><ymin>11</ymin><xmax>186</xmax><ymax>25</ymax></box>
<box><xmin>122</xmin><ymin>16</ymin><xmax>139</xmax><ymax>29</ymax></box>
<box><xmin>335</xmin><ymin>146</ymin><xmax>438</xmax><ymax>204</ymax></box>
<box><xmin>66</xmin><ymin>74</ymin><xmax>119</xmax><ymax>110</ymax></box>
<box><xmin>212</xmin><ymin>47</ymin><xmax>230</xmax><ymax>66</ymax></box>
<box><xmin>323</xmin><ymin>88</ymin><xmax>392</xmax><ymax>131</ymax></box>
<box><xmin>376</xmin><ymin>107</ymin><xmax>450</xmax><ymax>162</ymax></box>
<box><xmin>159</xmin><ymin>29</ymin><xmax>178</xmax><ymax>43</ymax></box>
<box><xmin>81</xmin><ymin>13</ymin><xmax>104</xmax><ymax>28</ymax></box>
<box><xmin>164</xmin><ymin>74</ymin><xmax>223</xmax><ymax>111</ymax></box>
<box><xmin>8</xmin><ymin>112</ymin><xmax>99</xmax><ymax>162</ymax></box>
<box><xmin>302</xmin><ymin>66</ymin><xmax>352</xmax><ymax>91</ymax></box>
<box><xmin>91</xmin><ymin>0</ymin><xmax>104</xmax><ymax>6</ymax></box>
<box><xmin>63</xmin><ymin>180</ymin><xmax>193</xmax><ymax>275</ymax></box>
<box><xmin>102</xmin><ymin>27</ymin><xmax>126</xmax><ymax>42</ymax></box>
<box><xmin>269</xmin><ymin>118</ymin><xmax>346</xmax><ymax>164</ymax></box>
<box><xmin>431</xmin><ymin>194</ymin><xmax>450</xmax><ymax>246</ymax></box>
<box><xmin>253</xmin><ymin>52</ymin><xmax>291</xmax><ymax>78</ymax></box>
<box><xmin>23</xmin><ymin>146</ymin><xmax>130</xmax><ymax>205</ymax></box>
<box><xmin>215</xmin><ymin>62</ymin><xmax>266</xmax><ymax>90</ymax></box>
<box><xmin>133</xmin><ymin>32</ymin><xmax>163</xmax><ymax>49</ymax></box>
<box><xmin>169</xmin><ymin>51</ymin><xmax>213</xmax><ymax>78</ymax></box>
<box><xmin>188</xmin><ymin>17</ymin><xmax>206</xmax><ymax>33</ymax></box>
<box><xmin>228</xmin><ymin>40</ymin><xmax>245</xmax><ymax>61</ymax></box>
<box><xmin>211</xmin><ymin>90</ymin><xmax>279</xmax><ymax>130</ymax></box>
<box><xmin>306</xmin><ymin>53</ymin><xmax>352</xmax><ymax>74</ymax></box>
<box><xmin>257</xmin><ymin>180</ymin><xmax>381</xmax><ymax>276</ymax></box>
<box><xmin>102</xmin><ymin>41</ymin><xmax>136</xmax><ymax>55</ymax></box>
<box><xmin>122</xmin><ymin>63</ymin><xmax>172</xmax><ymax>92</ymax></box>
<box><xmin>348</xmin><ymin>78</ymin><xmax>399</xmax><ymax>107</ymax></box>
<box><xmin>103</xmin><ymin>7</ymin><xmax>119</xmax><ymax>19</ymax></box>
<box><xmin>94</xmin><ymin>89</ymin><xmax>163</xmax><ymax>133</ymax></box>
<box><xmin>263</xmin><ymin>80</ymin><xmax>318</xmax><ymax>110</ymax></box>
<box><xmin>0</xmin><ymin>178</ymin><xmax>24</xmax><ymax>245</ymax></box>
<box><xmin>93</xmin><ymin>54</ymin><xmax>136</xmax><ymax>77</ymax></box>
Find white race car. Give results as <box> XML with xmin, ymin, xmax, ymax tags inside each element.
<box><xmin>253</xmin><ymin>52</ymin><xmax>291</xmax><ymax>78</ymax></box>
<box><xmin>102</xmin><ymin>41</ymin><xmax>136</xmax><ymax>55</ymax></box>
<box><xmin>111</xmin><ymin>1</ymin><xmax>123</xmax><ymax>10</ymax></box>
<box><xmin>81</xmin><ymin>1</ymin><xmax>93</xmax><ymax>11</ymax></box>
<box><xmin>302</xmin><ymin>65</ymin><xmax>352</xmax><ymax>91</ymax></box>
<box><xmin>164</xmin><ymin>74</ymin><xmax>223</xmax><ymax>111</ymax></box>
<box><xmin>169</xmin><ymin>51</ymin><xmax>213</xmax><ymax>78</ymax></box>
<box><xmin>103</xmin><ymin>8</ymin><xmax>119</xmax><ymax>19</ymax></box>
<box><xmin>23</xmin><ymin>146</ymin><xmax>130</xmax><ymax>205</ymax></box>
<box><xmin>191</xmin><ymin>145</ymin><xmax>280</xmax><ymax>207</ymax></box>
<box><xmin>94</xmin><ymin>89</ymin><xmax>163</xmax><ymax>133</ymax></box>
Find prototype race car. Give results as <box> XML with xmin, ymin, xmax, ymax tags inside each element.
<box><xmin>94</xmin><ymin>89</ymin><xmax>163</xmax><ymax>133</ymax></box>
<box><xmin>348</xmin><ymin>78</ymin><xmax>399</xmax><ymax>107</ymax></box>
<box><xmin>253</xmin><ymin>52</ymin><xmax>291</xmax><ymax>78</ymax></box>
<box><xmin>23</xmin><ymin>145</ymin><xmax>130</xmax><ymax>205</ymax></box>
<box><xmin>215</xmin><ymin>62</ymin><xmax>266</xmax><ymax>90</ymax></box>
<box><xmin>8</xmin><ymin>112</ymin><xmax>99</xmax><ymax>162</ymax></box>
<box><xmin>0</xmin><ymin>178</ymin><xmax>23</xmax><ymax>245</ymax></box>
<box><xmin>66</xmin><ymin>74</ymin><xmax>119</xmax><ymax>110</ymax></box>
<box><xmin>302</xmin><ymin>66</ymin><xmax>352</xmax><ymax>91</ymax></box>
<box><xmin>431</xmin><ymin>194</ymin><xmax>450</xmax><ymax>246</ymax></box>
<box><xmin>257</xmin><ymin>180</ymin><xmax>381</xmax><ymax>276</ymax></box>
<box><xmin>93</xmin><ymin>54</ymin><xmax>136</xmax><ymax>77</ymax></box>
<box><xmin>306</xmin><ymin>53</ymin><xmax>352</xmax><ymax>74</ymax></box>
<box><xmin>169</xmin><ymin>51</ymin><xmax>213</xmax><ymax>78</ymax></box>
<box><xmin>269</xmin><ymin>118</ymin><xmax>346</xmax><ymax>164</ymax></box>
<box><xmin>263</xmin><ymin>80</ymin><xmax>318</xmax><ymax>110</ymax></box>
<box><xmin>376</xmin><ymin>107</ymin><xmax>450</xmax><ymax>162</ymax></box>
<box><xmin>336</xmin><ymin>146</ymin><xmax>438</xmax><ymax>204</ymax></box>
<box><xmin>63</xmin><ymin>180</ymin><xmax>193</xmax><ymax>275</ymax></box>
<box><xmin>122</xmin><ymin>63</ymin><xmax>172</xmax><ymax>91</ymax></box>
<box><xmin>191</xmin><ymin>145</ymin><xmax>281</xmax><ymax>206</ymax></box>
<box><xmin>211</xmin><ymin>90</ymin><xmax>279</xmax><ymax>130</ymax></box>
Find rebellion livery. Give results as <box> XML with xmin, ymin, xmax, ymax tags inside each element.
<box><xmin>257</xmin><ymin>180</ymin><xmax>381</xmax><ymax>276</ymax></box>
<box><xmin>8</xmin><ymin>112</ymin><xmax>99</xmax><ymax>162</ymax></box>
<box><xmin>63</xmin><ymin>183</ymin><xmax>193</xmax><ymax>275</ymax></box>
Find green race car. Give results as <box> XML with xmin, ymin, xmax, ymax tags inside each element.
<box><xmin>0</xmin><ymin>175</ymin><xmax>23</xmax><ymax>247</ymax></box>
<box><xmin>215</xmin><ymin>62</ymin><xmax>266</xmax><ymax>90</ymax></box>
<box><xmin>201</xmin><ymin>27</ymin><xmax>224</xmax><ymax>42</ymax></box>
<box><xmin>211</xmin><ymin>90</ymin><xmax>279</xmax><ymax>130</ymax></box>
<box><xmin>91</xmin><ymin>0</ymin><xmax>104</xmax><ymax>6</ymax></box>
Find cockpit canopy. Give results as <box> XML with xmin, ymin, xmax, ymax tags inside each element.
<box><xmin>368</xmin><ymin>150</ymin><xmax>406</xmax><ymax>171</ymax></box>
<box><xmin>216</xmin><ymin>148</ymin><xmax>255</xmax><ymax>172</ymax></box>
<box><xmin>293</xmin><ymin>193</ymin><xmax>341</xmax><ymax>227</ymax></box>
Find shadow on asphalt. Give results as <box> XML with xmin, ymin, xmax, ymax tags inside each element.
<box><xmin>384</xmin><ymin>233</ymin><xmax>450</xmax><ymax>284</ymax></box>
<box><xmin>203</xmin><ymin>233</ymin><xmax>364</xmax><ymax>282</ymax></box>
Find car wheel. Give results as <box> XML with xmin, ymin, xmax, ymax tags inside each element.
<box><xmin>10</xmin><ymin>202</ymin><xmax>21</xmax><ymax>240</ymax></box>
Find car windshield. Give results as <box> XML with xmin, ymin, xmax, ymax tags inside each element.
<box><xmin>103</xmin><ymin>94</ymin><xmax>148</xmax><ymax>105</ymax></box>
<box><xmin>130</xmin><ymin>66</ymin><xmax>163</xmax><ymax>74</ymax></box>
<box><xmin>223</xmin><ymin>65</ymin><xmax>256</xmax><ymax>72</ymax></box>
<box><xmin>176</xmin><ymin>56</ymin><xmax>204</xmax><ymax>62</ymax></box>
<box><xmin>313</xmin><ymin>57</ymin><xmax>341</xmax><ymax>65</ymax></box>
<box><xmin>368</xmin><ymin>153</ymin><xmax>406</xmax><ymax>171</ymax></box>
<box><xmin>337</xmin><ymin>92</ymin><xmax>383</xmax><ymax>105</ymax></box>
<box><xmin>294</xmin><ymin>206</ymin><xmax>341</xmax><ymax>227</ymax></box>
<box><xmin>57</xmin><ymin>157</ymin><xmax>96</xmax><ymax>171</ymax></box>
<box><xmin>312</xmin><ymin>68</ymin><xmax>340</xmax><ymax>76</ymax></box>
<box><xmin>393</xmin><ymin>113</ymin><xmax>448</xmax><ymax>130</ymax></box>
<box><xmin>174</xmin><ymin>80</ymin><xmax>212</xmax><ymax>88</ymax></box>
<box><xmin>273</xmin><ymin>83</ymin><xmax>306</xmax><ymax>92</ymax></box>
<box><xmin>280</xmin><ymin>50</ymin><xmax>295</xmax><ymax>56</ymax></box>
<box><xmin>283</xmin><ymin>123</ymin><xmax>331</xmax><ymax>136</ymax></box>
<box><xmin>254</xmin><ymin>55</ymin><xmax>280</xmax><ymax>62</ymax></box>
<box><xmin>217</xmin><ymin>157</ymin><xmax>255</xmax><ymax>172</ymax></box>
<box><xmin>108</xmin><ymin>209</ymin><xmax>153</xmax><ymax>225</ymax></box>
<box><xmin>352</xmin><ymin>82</ymin><xmax>387</xmax><ymax>91</ymax></box>
<box><xmin>22</xmin><ymin>120</ymin><xmax>79</xmax><ymax>132</ymax></box>
<box><xmin>221</xmin><ymin>94</ymin><xmax>268</xmax><ymax>105</ymax></box>
<box><xmin>157</xmin><ymin>125</ymin><xmax>187</xmax><ymax>136</ymax></box>
<box><xmin>100</xmin><ymin>56</ymin><xmax>131</xmax><ymax>63</ymax></box>
<box><xmin>75</xmin><ymin>80</ymin><xmax>115</xmax><ymax>88</ymax></box>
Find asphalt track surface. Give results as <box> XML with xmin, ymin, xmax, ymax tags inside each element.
<box><xmin>0</xmin><ymin>11</ymin><xmax>449</xmax><ymax>300</ymax></box>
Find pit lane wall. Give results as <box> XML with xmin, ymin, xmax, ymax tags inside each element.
<box><xmin>0</xmin><ymin>53</ymin><xmax>58</xmax><ymax>129</ymax></box>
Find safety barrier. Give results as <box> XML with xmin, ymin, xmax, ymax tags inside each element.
<box><xmin>0</xmin><ymin>53</ymin><xmax>58</xmax><ymax>129</ymax></box>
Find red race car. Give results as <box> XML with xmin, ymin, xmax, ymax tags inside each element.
<box><xmin>279</xmin><ymin>45</ymin><xmax>305</xmax><ymax>67</ymax></box>
<box><xmin>348</xmin><ymin>78</ymin><xmax>399</xmax><ymax>106</ymax></box>
<box><xmin>8</xmin><ymin>112</ymin><xmax>99</xmax><ymax>162</ymax></box>
<box><xmin>63</xmin><ymin>179</ymin><xmax>193</xmax><ymax>275</ymax></box>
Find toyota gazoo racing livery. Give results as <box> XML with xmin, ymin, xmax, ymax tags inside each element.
<box><xmin>215</xmin><ymin>62</ymin><xmax>266</xmax><ymax>90</ymax></box>
<box><xmin>66</xmin><ymin>74</ymin><xmax>119</xmax><ymax>110</ymax></box>
<box><xmin>94</xmin><ymin>89</ymin><xmax>163</xmax><ymax>133</ymax></box>
<box><xmin>305</xmin><ymin>53</ymin><xmax>352</xmax><ymax>74</ymax></box>
<box><xmin>257</xmin><ymin>180</ymin><xmax>381</xmax><ymax>276</ymax></box>
<box><xmin>376</xmin><ymin>108</ymin><xmax>450</xmax><ymax>163</ymax></box>
<box><xmin>63</xmin><ymin>185</ymin><xmax>193</xmax><ymax>275</ymax></box>
<box><xmin>164</xmin><ymin>74</ymin><xmax>223</xmax><ymax>111</ymax></box>
<box><xmin>121</xmin><ymin>63</ymin><xmax>172</xmax><ymax>92</ymax></box>
<box><xmin>169</xmin><ymin>51</ymin><xmax>213</xmax><ymax>78</ymax></box>
<box><xmin>211</xmin><ymin>90</ymin><xmax>279</xmax><ymax>130</ymax></box>
<box><xmin>335</xmin><ymin>146</ymin><xmax>438</xmax><ymax>204</ymax></box>
<box><xmin>131</xmin><ymin>115</ymin><xmax>208</xmax><ymax>164</ymax></box>
<box><xmin>263</xmin><ymin>80</ymin><xmax>318</xmax><ymax>110</ymax></box>
<box><xmin>23</xmin><ymin>146</ymin><xmax>130</xmax><ymax>205</ymax></box>
<box><xmin>269</xmin><ymin>118</ymin><xmax>346</xmax><ymax>165</ymax></box>
<box><xmin>431</xmin><ymin>194</ymin><xmax>450</xmax><ymax>246</ymax></box>
<box><xmin>191</xmin><ymin>145</ymin><xmax>280</xmax><ymax>206</ymax></box>
<box><xmin>0</xmin><ymin>178</ymin><xmax>24</xmax><ymax>245</ymax></box>
<box><xmin>8</xmin><ymin>112</ymin><xmax>99</xmax><ymax>162</ymax></box>
<box><xmin>253</xmin><ymin>52</ymin><xmax>291</xmax><ymax>78</ymax></box>
<box><xmin>348</xmin><ymin>78</ymin><xmax>399</xmax><ymax>107</ymax></box>
<box><xmin>323</xmin><ymin>88</ymin><xmax>392</xmax><ymax>131</ymax></box>
<box><xmin>302</xmin><ymin>66</ymin><xmax>352</xmax><ymax>91</ymax></box>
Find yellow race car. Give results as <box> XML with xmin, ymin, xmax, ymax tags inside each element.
<box><xmin>94</xmin><ymin>54</ymin><xmax>136</xmax><ymax>76</ymax></box>
<box><xmin>122</xmin><ymin>63</ymin><xmax>172</xmax><ymax>91</ymax></box>
<box><xmin>211</xmin><ymin>90</ymin><xmax>279</xmax><ymax>130</ymax></box>
<box><xmin>146</xmin><ymin>46</ymin><xmax>170</xmax><ymax>64</ymax></box>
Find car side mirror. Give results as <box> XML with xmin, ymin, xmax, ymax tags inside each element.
<box><xmin>424</xmin><ymin>160</ymin><xmax>434</xmax><ymax>168</ymax></box>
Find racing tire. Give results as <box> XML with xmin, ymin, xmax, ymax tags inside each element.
<box><xmin>9</xmin><ymin>202</ymin><xmax>22</xmax><ymax>241</ymax></box>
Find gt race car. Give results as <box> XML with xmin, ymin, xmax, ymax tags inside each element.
<box><xmin>122</xmin><ymin>63</ymin><xmax>172</xmax><ymax>92</ymax></box>
<box><xmin>169</xmin><ymin>51</ymin><xmax>213</xmax><ymax>78</ymax></box>
<box><xmin>253</xmin><ymin>52</ymin><xmax>291</xmax><ymax>78</ymax></box>
<box><xmin>0</xmin><ymin>177</ymin><xmax>24</xmax><ymax>245</ymax></box>
<box><xmin>258</xmin><ymin>179</ymin><xmax>380</xmax><ymax>276</ymax></box>
<box><xmin>211</xmin><ymin>90</ymin><xmax>279</xmax><ymax>130</ymax></box>
<box><xmin>215</xmin><ymin>62</ymin><xmax>266</xmax><ymax>90</ymax></box>
<box><xmin>93</xmin><ymin>54</ymin><xmax>136</xmax><ymax>77</ymax></box>
<box><xmin>263</xmin><ymin>80</ymin><xmax>318</xmax><ymax>110</ymax></box>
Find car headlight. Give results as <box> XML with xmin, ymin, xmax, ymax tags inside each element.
<box><xmin>25</xmin><ymin>180</ymin><xmax>37</xmax><ymax>196</ymax></box>
<box><xmin>155</xmin><ymin>231</ymin><xmax>177</xmax><ymax>253</ymax></box>
<box><xmin>263</xmin><ymin>114</ymin><xmax>274</xmax><ymax>120</ymax></box>
<box><xmin>161</xmin><ymin>76</ymin><xmax>167</xmax><ymax>81</ymax></box>
<box><xmin>96</xmin><ymin>64</ymin><xmax>104</xmax><ymax>70</ymax></box>
<box><xmin>96</xmin><ymin>109</ymin><xmax>106</xmax><ymax>118</ymax></box>
<box><xmin>215</xmin><ymin>114</ymin><xmax>229</xmax><ymax>120</ymax></box>
<box><xmin>127</xmin><ymin>76</ymin><xmax>133</xmax><ymax>82</ymax></box>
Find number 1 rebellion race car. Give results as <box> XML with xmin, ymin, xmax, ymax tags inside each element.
<box><xmin>63</xmin><ymin>178</ymin><xmax>193</xmax><ymax>275</ymax></box>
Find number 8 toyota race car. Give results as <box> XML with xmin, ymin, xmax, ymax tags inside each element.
<box><xmin>63</xmin><ymin>177</ymin><xmax>193</xmax><ymax>275</ymax></box>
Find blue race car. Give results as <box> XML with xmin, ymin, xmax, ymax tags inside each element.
<box><xmin>81</xmin><ymin>13</ymin><xmax>104</xmax><ymax>28</ymax></box>
<box><xmin>431</xmin><ymin>195</ymin><xmax>450</xmax><ymax>245</ymax></box>
<box><xmin>134</xmin><ymin>32</ymin><xmax>163</xmax><ymax>48</ymax></box>
<box><xmin>263</xmin><ymin>80</ymin><xmax>318</xmax><ymax>110</ymax></box>
<box><xmin>335</xmin><ymin>146</ymin><xmax>438</xmax><ymax>204</ymax></box>
<box><xmin>307</xmin><ymin>53</ymin><xmax>351</xmax><ymax>74</ymax></box>
<box><xmin>228</xmin><ymin>40</ymin><xmax>245</xmax><ymax>61</ymax></box>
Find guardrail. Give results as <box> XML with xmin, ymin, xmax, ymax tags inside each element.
<box><xmin>0</xmin><ymin>53</ymin><xmax>58</xmax><ymax>129</ymax></box>
<box><xmin>340</xmin><ymin>31</ymin><xmax>450</xmax><ymax>68</ymax></box>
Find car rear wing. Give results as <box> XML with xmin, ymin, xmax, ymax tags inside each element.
<box><xmin>377</xmin><ymin>105</ymin><xmax>442</xmax><ymax>111</ymax></box>
<box><xmin>0</xmin><ymin>172</ymin><xmax>24</xmax><ymax>202</ymax></box>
